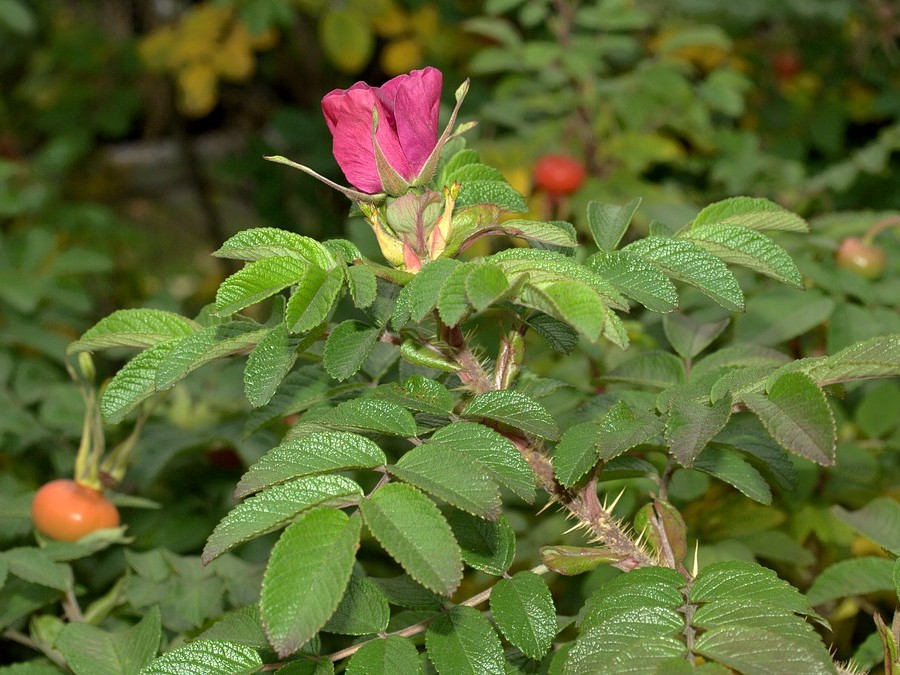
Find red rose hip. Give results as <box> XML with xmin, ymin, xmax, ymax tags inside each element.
<box><xmin>32</xmin><ymin>479</ymin><xmax>120</xmax><ymax>542</ymax></box>
<box><xmin>835</xmin><ymin>237</ymin><xmax>886</xmax><ymax>279</ymax></box>
<box><xmin>534</xmin><ymin>154</ymin><xmax>586</xmax><ymax>196</ymax></box>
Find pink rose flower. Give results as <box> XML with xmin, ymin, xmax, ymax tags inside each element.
<box><xmin>322</xmin><ymin>67</ymin><xmax>443</xmax><ymax>195</ymax></box>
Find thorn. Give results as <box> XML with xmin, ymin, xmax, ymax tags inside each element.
<box><xmin>692</xmin><ymin>540</ymin><xmax>700</xmax><ymax>578</ymax></box>
<box><xmin>536</xmin><ymin>497</ymin><xmax>557</xmax><ymax>515</ymax></box>
<box><xmin>605</xmin><ymin>487</ymin><xmax>627</xmax><ymax>513</ymax></box>
<box><xmin>562</xmin><ymin>521</ymin><xmax>589</xmax><ymax>536</ymax></box>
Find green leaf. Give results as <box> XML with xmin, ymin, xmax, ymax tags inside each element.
<box><xmin>346</xmin><ymin>265</ymin><xmax>377</xmax><ymax>309</ymax></box>
<box><xmin>604</xmin><ymin>351</ymin><xmax>686</xmax><ymax>389</ymax></box>
<box><xmin>195</xmin><ymin>605</ymin><xmax>267</xmax><ymax>647</ymax></box>
<box><xmin>215</xmin><ymin>257</ymin><xmax>310</xmax><ymax>316</ymax></box>
<box><xmin>622</xmin><ymin>237</ymin><xmax>744</xmax><ymax>312</ymax></box>
<box><xmin>806</xmin><ymin>557</ymin><xmax>897</xmax><ymax>605</ymax></box>
<box><xmin>567</xmin><ymin>567</ymin><xmax>685</xmax><ymax>673</ymax></box>
<box><xmin>346</xmin><ymin>636</ymin><xmax>420</xmax><ymax>674</ymax></box>
<box><xmin>553</xmin><ymin>422</ymin><xmax>605</xmax><ymax>487</ymax></box>
<box><xmin>465</xmin><ymin>263</ymin><xmax>508</xmax><ymax>311</ymax></box>
<box><xmin>369</xmin><ymin>376</ymin><xmax>455</xmax><ymax>415</ymax></box>
<box><xmin>490</xmin><ymin>571</ymin><xmax>556</xmax><ymax>660</ymax></box>
<box><xmin>501</xmin><ymin>219</ymin><xmax>578</xmax><ymax>247</ymax></box>
<box><xmin>0</xmin><ymin>0</ymin><xmax>36</xmax><ymax>35</ymax></box>
<box><xmin>369</xmin><ymin>575</ymin><xmax>442</xmax><ymax>610</ymax></box>
<box><xmin>665</xmin><ymin>395</ymin><xmax>733</xmax><ymax>467</ymax></box>
<box><xmin>359</xmin><ymin>483</ymin><xmax>462</xmax><ymax>596</ymax></box>
<box><xmin>323</xmin><ymin>238</ymin><xmax>362</xmax><ymax>263</ymax></box>
<box><xmin>274</xmin><ymin>658</ymin><xmax>334</xmax><ymax>674</ymax></box>
<box><xmin>445</xmin><ymin>510</ymin><xmax>515</xmax><ymax>576</ymax></box>
<box><xmin>203</xmin><ymin>475</ymin><xmax>363</xmax><ymax>564</ymax></box>
<box><xmin>520</xmin><ymin>280</ymin><xmax>606</xmax><ymax>342</ymax></box>
<box><xmin>587</xmin><ymin>198</ymin><xmax>641</xmax><ymax>252</ymax></box>
<box><xmin>832</xmin><ymin>498</ymin><xmax>900</xmax><ymax>555</ymax></box>
<box><xmin>404</xmin><ymin>258</ymin><xmax>461</xmax><ymax>321</ymax></box>
<box><xmin>293</xmin><ymin>399</ymin><xmax>417</xmax><ymax>438</ymax></box>
<box><xmin>662</xmin><ymin>313</ymin><xmax>729</xmax><ymax>361</ymax></box>
<box><xmin>243</xmin><ymin>323</ymin><xmax>308</xmax><ymax>408</ymax></box>
<box><xmin>741</xmin><ymin>371</ymin><xmax>835</xmax><ymax>466</ymax></box>
<box><xmin>682</xmin><ymin>224</ymin><xmax>803</xmax><ymax>287</ymax></box>
<box><xmin>733</xmin><ymin>289</ymin><xmax>834</xmax><ymax>347</ymax></box>
<box><xmin>139</xmin><ymin>639</ymin><xmax>261</xmax><ymax>674</ymax></box>
<box><xmin>429</xmin><ymin>422</ymin><xmax>535</xmax><ymax>503</ymax></box>
<box><xmin>693</xmin><ymin>626</ymin><xmax>835</xmax><ymax>675</ymax></box>
<box><xmin>56</xmin><ymin>606</ymin><xmax>161</xmax><ymax>675</ymax></box>
<box><xmin>437</xmin><ymin>263</ymin><xmax>475</xmax><ymax>326</ymax></box>
<box><xmin>101</xmin><ymin>340</ymin><xmax>182</xmax><ymax>423</ymax></box>
<box><xmin>457</xmin><ymin>180</ymin><xmax>527</xmax><ymax>212</ymax></box>
<box><xmin>156</xmin><ymin>322</ymin><xmax>267</xmax><ymax>390</ymax></box>
<box><xmin>772</xmin><ymin>334</ymin><xmax>900</xmax><ymax>387</ymax></box>
<box><xmin>691</xmin><ymin>446</ymin><xmax>771</xmax><ymax>504</ymax></box>
<box><xmin>689</xmin><ymin>561</ymin><xmax>819</xmax><ymax>617</ymax></box>
<box><xmin>390</xmin><ymin>444</ymin><xmax>501</xmax><ymax>520</ymax></box>
<box><xmin>261</xmin><ymin>508</ymin><xmax>361</xmax><ymax>657</ymax></box>
<box><xmin>587</xmin><ymin>250</ymin><xmax>678</xmax><ymax>314</ymax></box>
<box><xmin>464</xmin><ymin>390</ymin><xmax>559</xmax><ymax>440</ymax></box>
<box><xmin>690</xmin><ymin>197</ymin><xmax>809</xmax><ymax>233</ymax></box>
<box><xmin>323</xmin><ymin>575</ymin><xmax>390</xmax><ymax>635</ymax></box>
<box><xmin>235</xmin><ymin>431</ymin><xmax>385</xmax><ymax>498</ymax></box>
<box><xmin>682</xmin><ymin>562</ymin><xmax>833</xmax><ymax>674</ymax></box>
<box><xmin>426</xmin><ymin>605</ymin><xmax>505</xmax><ymax>675</ymax></box>
<box><xmin>213</xmin><ymin>228</ymin><xmax>335</xmax><ymax>268</ymax></box>
<box><xmin>554</xmin><ymin>402</ymin><xmax>664</xmax><ymax>487</ymax></box>
<box><xmin>855</xmin><ymin>381</ymin><xmax>900</xmax><ymax>438</ymax></box>
<box><xmin>323</xmin><ymin>321</ymin><xmax>380</xmax><ymax>381</ymax></box>
<box><xmin>69</xmin><ymin>309</ymin><xmax>198</xmax><ymax>354</ymax></box>
<box><xmin>490</xmin><ymin>248</ymin><xmax>627</xmax><ymax>309</ymax></box>
<box><xmin>691</xmin><ymin>344</ymin><xmax>791</xmax><ymax>380</ymax></box>
<box><xmin>2</xmin><ymin>547</ymin><xmax>71</xmax><ymax>590</ymax></box>
<box><xmin>524</xmin><ymin>313</ymin><xmax>579</xmax><ymax>354</ymax></box>
<box><xmin>285</xmin><ymin>267</ymin><xmax>343</xmax><ymax>333</ymax></box>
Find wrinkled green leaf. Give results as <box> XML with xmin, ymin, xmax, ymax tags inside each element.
<box><xmin>261</xmin><ymin>508</ymin><xmax>361</xmax><ymax>657</ymax></box>
<box><xmin>360</xmin><ymin>483</ymin><xmax>462</xmax><ymax>596</ymax></box>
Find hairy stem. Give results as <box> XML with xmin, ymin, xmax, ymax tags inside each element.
<box><xmin>508</xmin><ymin>434</ymin><xmax>655</xmax><ymax>570</ymax></box>
<box><xmin>443</xmin><ymin>324</ymin><xmax>494</xmax><ymax>394</ymax></box>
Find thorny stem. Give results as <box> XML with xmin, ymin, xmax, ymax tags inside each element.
<box><xmin>442</xmin><ymin>324</ymin><xmax>494</xmax><ymax>394</ymax></box>
<box><xmin>508</xmin><ymin>433</ymin><xmax>654</xmax><ymax>570</ymax></box>
<box><xmin>325</xmin><ymin>564</ymin><xmax>551</xmax><ymax>663</ymax></box>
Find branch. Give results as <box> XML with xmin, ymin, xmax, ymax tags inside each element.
<box><xmin>507</xmin><ymin>434</ymin><xmax>655</xmax><ymax>570</ymax></box>
<box><xmin>326</xmin><ymin>564</ymin><xmax>551</xmax><ymax>663</ymax></box>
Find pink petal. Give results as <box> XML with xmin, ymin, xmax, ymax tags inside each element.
<box><xmin>322</xmin><ymin>86</ymin><xmax>395</xmax><ymax>193</ymax></box>
<box><xmin>393</xmin><ymin>67</ymin><xmax>442</xmax><ymax>176</ymax></box>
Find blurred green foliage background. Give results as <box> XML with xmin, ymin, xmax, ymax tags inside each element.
<box><xmin>1</xmin><ymin>0</ymin><xmax>898</xmax><ymax>669</ymax></box>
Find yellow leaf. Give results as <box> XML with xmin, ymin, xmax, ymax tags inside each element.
<box><xmin>380</xmin><ymin>37</ymin><xmax>423</xmax><ymax>76</ymax></box>
<box><xmin>319</xmin><ymin>10</ymin><xmax>374</xmax><ymax>74</ymax></box>
<box><xmin>177</xmin><ymin>62</ymin><xmax>218</xmax><ymax>118</ymax></box>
